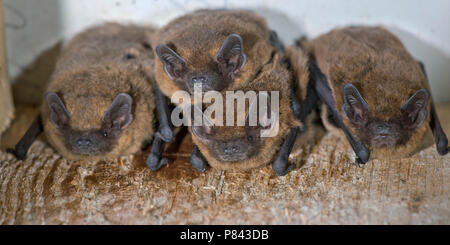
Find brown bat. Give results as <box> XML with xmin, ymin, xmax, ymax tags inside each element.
<box><xmin>152</xmin><ymin>9</ymin><xmax>277</xmax><ymax>96</ymax></box>
<box><xmin>299</xmin><ymin>26</ymin><xmax>449</xmax><ymax>162</ymax></box>
<box><xmin>147</xmin><ymin>9</ymin><xmax>283</xmax><ymax>170</ymax></box>
<box><xmin>188</xmin><ymin>54</ymin><xmax>304</xmax><ymax>176</ymax></box>
<box><xmin>7</xmin><ymin>23</ymin><xmax>159</xmax><ymax>162</ymax></box>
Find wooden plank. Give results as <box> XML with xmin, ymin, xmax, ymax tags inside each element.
<box><xmin>0</xmin><ymin>104</ymin><xmax>449</xmax><ymax>224</ymax></box>
<box><xmin>0</xmin><ymin>0</ymin><xmax>14</xmax><ymax>139</ymax></box>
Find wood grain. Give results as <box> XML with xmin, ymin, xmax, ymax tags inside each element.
<box><xmin>0</xmin><ymin>0</ymin><xmax>14</xmax><ymax>139</ymax></box>
<box><xmin>0</xmin><ymin>104</ymin><xmax>449</xmax><ymax>224</ymax></box>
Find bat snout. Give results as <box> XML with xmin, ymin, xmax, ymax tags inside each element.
<box><xmin>223</xmin><ymin>145</ymin><xmax>240</xmax><ymax>155</ymax></box>
<box><xmin>71</xmin><ymin>135</ymin><xmax>101</xmax><ymax>155</ymax></box>
<box><xmin>215</xmin><ymin>141</ymin><xmax>249</xmax><ymax>162</ymax></box>
<box><xmin>76</xmin><ymin>138</ymin><xmax>93</xmax><ymax>148</ymax></box>
<box><xmin>188</xmin><ymin>76</ymin><xmax>213</xmax><ymax>93</ymax></box>
<box><xmin>191</xmin><ymin>76</ymin><xmax>208</xmax><ymax>84</ymax></box>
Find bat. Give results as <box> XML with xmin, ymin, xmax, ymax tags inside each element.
<box><xmin>147</xmin><ymin>9</ymin><xmax>282</xmax><ymax>170</ymax></box>
<box><xmin>188</xmin><ymin>54</ymin><xmax>303</xmax><ymax>176</ymax></box>
<box><xmin>299</xmin><ymin>26</ymin><xmax>449</xmax><ymax>162</ymax></box>
<box><xmin>7</xmin><ymin>23</ymin><xmax>160</xmax><ymax>163</ymax></box>
<box><xmin>152</xmin><ymin>9</ymin><xmax>277</xmax><ymax>96</ymax></box>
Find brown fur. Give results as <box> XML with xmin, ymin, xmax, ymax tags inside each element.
<box><xmin>42</xmin><ymin>23</ymin><xmax>157</xmax><ymax>161</ymax></box>
<box><xmin>303</xmin><ymin>26</ymin><xmax>431</xmax><ymax>158</ymax></box>
<box><xmin>152</xmin><ymin>9</ymin><xmax>275</xmax><ymax>97</ymax></box>
<box><xmin>285</xmin><ymin>45</ymin><xmax>310</xmax><ymax>103</ymax></box>
<box><xmin>190</xmin><ymin>54</ymin><xmax>302</xmax><ymax>170</ymax></box>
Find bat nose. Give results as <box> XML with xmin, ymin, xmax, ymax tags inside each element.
<box><xmin>191</xmin><ymin>76</ymin><xmax>207</xmax><ymax>83</ymax></box>
<box><xmin>223</xmin><ymin>145</ymin><xmax>240</xmax><ymax>155</ymax></box>
<box><xmin>76</xmin><ymin>138</ymin><xmax>93</xmax><ymax>148</ymax></box>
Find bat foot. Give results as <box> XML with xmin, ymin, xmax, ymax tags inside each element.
<box><xmin>273</xmin><ymin>154</ymin><xmax>295</xmax><ymax>176</ymax></box>
<box><xmin>436</xmin><ymin>137</ymin><xmax>449</xmax><ymax>155</ymax></box>
<box><xmin>190</xmin><ymin>152</ymin><xmax>208</xmax><ymax>173</ymax></box>
<box><xmin>156</xmin><ymin>127</ymin><xmax>174</xmax><ymax>143</ymax></box>
<box><xmin>273</xmin><ymin>163</ymin><xmax>295</xmax><ymax>176</ymax></box>
<box><xmin>146</xmin><ymin>153</ymin><xmax>168</xmax><ymax>171</ymax></box>
<box><xmin>6</xmin><ymin>148</ymin><xmax>26</xmax><ymax>161</ymax></box>
<box><xmin>354</xmin><ymin>142</ymin><xmax>370</xmax><ymax>164</ymax></box>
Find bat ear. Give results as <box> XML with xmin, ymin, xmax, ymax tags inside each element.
<box><xmin>46</xmin><ymin>92</ymin><xmax>71</xmax><ymax>128</ymax></box>
<box><xmin>155</xmin><ymin>44</ymin><xmax>187</xmax><ymax>80</ymax></box>
<box><xmin>216</xmin><ymin>34</ymin><xmax>247</xmax><ymax>79</ymax></box>
<box><xmin>342</xmin><ymin>84</ymin><xmax>369</xmax><ymax>126</ymax></box>
<box><xmin>102</xmin><ymin>93</ymin><xmax>134</xmax><ymax>130</ymax></box>
<box><xmin>191</xmin><ymin>104</ymin><xmax>214</xmax><ymax>143</ymax></box>
<box><xmin>401</xmin><ymin>88</ymin><xmax>429</xmax><ymax>129</ymax></box>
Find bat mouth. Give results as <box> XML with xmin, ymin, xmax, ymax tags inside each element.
<box><xmin>372</xmin><ymin>134</ymin><xmax>397</xmax><ymax>148</ymax></box>
<box><xmin>217</xmin><ymin>153</ymin><xmax>248</xmax><ymax>162</ymax></box>
<box><xmin>376</xmin><ymin>133</ymin><xmax>391</xmax><ymax>139</ymax></box>
<box><xmin>71</xmin><ymin>147</ymin><xmax>102</xmax><ymax>156</ymax></box>
<box><xmin>187</xmin><ymin>83</ymin><xmax>215</xmax><ymax>94</ymax></box>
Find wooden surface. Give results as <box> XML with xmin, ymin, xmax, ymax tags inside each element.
<box><xmin>0</xmin><ymin>0</ymin><xmax>14</xmax><ymax>138</ymax></box>
<box><xmin>0</xmin><ymin>103</ymin><xmax>449</xmax><ymax>224</ymax></box>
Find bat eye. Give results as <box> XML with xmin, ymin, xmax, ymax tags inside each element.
<box><xmin>125</xmin><ymin>53</ymin><xmax>136</xmax><ymax>60</ymax></box>
<box><xmin>247</xmin><ymin>135</ymin><xmax>253</xmax><ymax>142</ymax></box>
<box><xmin>103</xmin><ymin>132</ymin><xmax>108</xmax><ymax>137</ymax></box>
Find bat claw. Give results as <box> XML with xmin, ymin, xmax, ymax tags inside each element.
<box><xmin>272</xmin><ymin>156</ymin><xmax>295</xmax><ymax>176</ymax></box>
<box><xmin>437</xmin><ymin>146</ymin><xmax>449</xmax><ymax>156</ymax></box>
<box><xmin>146</xmin><ymin>153</ymin><xmax>168</xmax><ymax>171</ymax></box>
<box><xmin>190</xmin><ymin>151</ymin><xmax>208</xmax><ymax>173</ymax></box>
<box><xmin>436</xmin><ymin>137</ymin><xmax>449</xmax><ymax>155</ymax></box>
<box><xmin>194</xmin><ymin>165</ymin><xmax>207</xmax><ymax>173</ymax></box>
<box><xmin>6</xmin><ymin>148</ymin><xmax>26</xmax><ymax>161</ymax></box>
<box><xmin>273</xmin><ymin>163</ymin><xmax>295</xmax><ymax>176</ymax></box>
<box><xmin>354</xmin><ymin>142</ymin><xmax>370</xmax><ymax>164</ymax></box>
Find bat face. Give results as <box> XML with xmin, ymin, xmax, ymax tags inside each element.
<box><xmin>191</xmin><ymin>92</ymin><xmax>277</xmax><ymax>163</ymax></box>
<box><xmin>155</xmin><ymin>34</ymin><xmax>247</xmax><ymax>94</ymax></box>
<box><xmin>193</xmin><ymin>125</ymin><xmax>263</xmax><ymax>162</ymax></box>
<box><xmin>46</xmin><ymin>92</ymin><xmax>134</xmax><ymax>156</ymax></box>
<box><xmin>342</xmin><ymin>84</ymin><xmax>429</xmax><ymax>149</ymax></box>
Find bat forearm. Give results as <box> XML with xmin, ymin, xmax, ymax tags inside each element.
<box><xmin>146</xmin><ymin>136</ymin><xmax>168</xmax><ymax>171</ymax></box>
<box><xmin>190</xmin><ymin>145</ymin><xmax>208</xmax><ymax>173</ymax></box>
<box><xmin>417</xmin><ymin>60</ymin><xmax>449</xmax><ymax>155</ymax></box>
<box><xmin>290</xmin><ymin>83</ymin><xmax>303</xmax><ymax>121</ymax></box>
<box><xmin>429</xmin><ymin>102</ymin><xmax>449</xmax><ymax>155</ymax></box>
<box><xmin>297</xmin><ymin>77</ymin><xmax>319</xmax><ymax>123</ymax></box>
<box><xmin>7</xmin><ymin>114</ymin><xmax>44</xmax><ymax>160</ymax></box>
<box><xmin>269</xmin><ymin>30</ymin><xmax>284</xmax><ymax>53</ymax></box>
<box><xmin>309</xmin><ymin>60</ymin><xmax>370</xmax><ymax>164</ymax></box>
<box><xmin>154</xmin><ymin>85</ymin><xmax>173</xmax><ymax>143</ymax></box>
<box><xmin>272</xmin><ymin>127</ymin><xmax>299</xmax><ymax>176</ymax></box>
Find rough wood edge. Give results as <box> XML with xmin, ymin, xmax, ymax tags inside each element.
<box><xmin>0</xmin><ymin>0</ymin><xmax>14</xmax><ymax>139</ymax></box>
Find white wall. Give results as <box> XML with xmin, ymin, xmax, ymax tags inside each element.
<box><xmin>4</xmin><ymin>0</ymin><xmax>450</xmax><ymax>101</ymax></box>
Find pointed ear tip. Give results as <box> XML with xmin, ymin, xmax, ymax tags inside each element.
<box><xmin>343</xmin><ymin>83</ymin><xmax>357</xmax><ymax>92</ymax></box>
<box><xmin>45</xmin><ymin>91</ymin><xmax>57</xmax><ymax>99</ymax></box>
<box><xmin>155</xmin><ymin>44</ymin><xmax>166</xmax><ymax>50</ymax></box>
<box><xmin>229</xmin><ymin>33</ymin><xmax>243</xmax><ymax>41</ymax></box>
<box><xmin>418</xmin><ymin>88</ymin><xmax>430</xmax><ymax>97</ymax></box>
<box><xmin>117</xmin><ymin>92</ymin><xmax>132</xmax><ymax>100</ymax></box>
<box><xmin>155</xmin><ymin>44</ymin><xmax>169</xmax><ymax>55</ymax></box>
